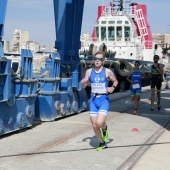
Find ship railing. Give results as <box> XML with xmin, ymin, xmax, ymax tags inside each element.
<box><xmin>101</xmin><ymin>7</ymin><xmax>127</xmax><ymax>17</ymax></box>
<box><xmin>135</xmin><ymin>9</ymin><xmax>148</xmax><ymax>38</ymax></box>
<box><xmin>101</xmin><ymin>1</ymin><xmax>132</xmax><ymax>17</ymax></box>
<box><xmin>96</xmin><ymin>37</ymin><xmax>139</xmax><ymax>47</ymax></box>
<box><xmin>132</xmin><ymin>36</ymin><xmax>153</xmax><ymax>50</ymax></box>
<box><xmin>124</xmin><ymin>9</ymin><xmax>152</xmax><ymax>50</ymax></box>
<box><xmin>81</xmin><ymin>36</ymin><xmax>152</xmax><ymax>49</ymax></box>
<box><xmin>132</xmin><ymin>36</ymin><xmax>142</xmax><ymax>46</ymax></box>
<box><xmin>101</xmin><ymin>6</ymin><xmax>110</xmax><ymax>16</ymax></box>
<box><xmin>124</xmin><ymin>12</ymin><xmax>136</xmax><ymax>30</ymax></box>
<box><xmin>141</xmin><ymin>38</ymin><xmax>153</xmax><ymax>49</ymax></box>
<box><xmin>144</xmin><ymin>40</ymin><xmax>153</xmax><ymax>49</ymax></box>
<box><xmin>81</xmin><ymin>37</ymin><xmax>100</xmax><ymax>44</ymax></box>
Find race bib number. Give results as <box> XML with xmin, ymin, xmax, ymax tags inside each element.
<box><xmin>91</xmin><ymin>83</ymin><xmax>106</xmax><ymax>93</ymax></box>
<box><xmin>132</xmin><ymin>83</ymin><xmax>140</xmax><ymax>89</ymax></box>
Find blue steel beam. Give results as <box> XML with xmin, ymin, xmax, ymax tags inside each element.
<box><xmin>0</xmin><ymin>0</ymin><xmax>8</xmax><ymax>38</ymax></box>
<box><xmin>53</xmin><ymin>0</ymin><xmax>84</xmax><ymax>63</ymax></box>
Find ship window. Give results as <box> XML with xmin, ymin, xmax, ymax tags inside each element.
<box><xmin>108</xmin><ymin>21</ymin><xmax>115</xmax><ymax>24</ymax></box>
<box><xmin>101</xmin><ymin>27</ymin><xmax>106</xmax><ymax>41</ymax></box>
<box><xmin>117</xmin><ymin>20</ymin><xmax>122</xmax><ymax>24</ymax></box>
<box><xmin>108</xmin><ymin>26</ymin><xmax>115</xmax><ymax>41</ymax></box>
<box><xmin>96</xmin><ymin>27</ymin><xmax>99</xmax><ymax>39</ymax></box>
<box><xmin>125</xmin><ymin>21</ymin><xmax>129</xmax><ymax>24</ymax></box>
<box><xmin>101</xmin><ymin>21</ymin><xmax>107</xmax><ymax>24</ymax></box>
<box><xmin>116</xmin><ymin>26</ymin><xmax>122</xmax><ymax>41</ymax></box>
<box><xmin>125</xmin><ymin>26</ymin><xmax>130</xmax><ymax>41</ymax></box>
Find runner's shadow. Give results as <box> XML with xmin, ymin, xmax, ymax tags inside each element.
<box><xmin>82</xmin><ymin>135</ymin><xmax>114</xmax><ymax>147</ymax></box>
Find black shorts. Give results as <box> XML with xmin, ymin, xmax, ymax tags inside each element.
<box><xmin>150</xmin><ymin>77</ymin><xmax>162</xmax><ymax>90</ymax></box>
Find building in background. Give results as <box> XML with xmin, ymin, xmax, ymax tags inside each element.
<box><xmin>3</xmin><ymin>40</ymin><xmax>10</xmax><ymax>52</ymax></box>
<box><xmin>21</xmin><ymin>41</ymin><xmax>40</xmax><ymax>53</ymax></box>
<box><xmin>152</xmin><ymin>33</ymin><xmax>170</xmax><ymax>48</ymax></box>
<box><xmin>152</xmin><ymin>34</ymin><xmax>170</xmax><ymax>69</ymax></box>
<box><xmin>12</xmin><ymin>29</ymin><xmax>29</xmax><ymax>52</ymax></box>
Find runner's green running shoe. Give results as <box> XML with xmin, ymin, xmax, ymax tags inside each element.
<box><xmin>150</xmin><ymin>106</ymin><xmax>154</xmax><ymax>111</ymax></box>
<box><xmin>102</xmin><ymin>128</ymin><xmax>109</xmax><ymax>141</ymax></box>
<box><xmin>157</xmin><ymin>102</ymin><xmax>161</xmax><ymax>110</ymax></box>
<box><xmin>96</xmin><ymin>142</ymin><xmax>106</xmax><ymax>151</ymax></box>
<box><xmin>158</xmin><ymin>104</ymin><xmax>161</xmax><ymax>110</ymax></box>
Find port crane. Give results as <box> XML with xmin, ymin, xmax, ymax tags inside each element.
<box><xmin>0</xmin><ymin>0</ymin><xmax>87</xmax><ymax>135</ymax></box>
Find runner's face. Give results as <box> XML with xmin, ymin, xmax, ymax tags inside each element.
<box><xmin>154</xmin><ymin>57</ymin><xmax>159</xmax><ymax>63</ymax></box>
<box><xmin>94</xmin><ymin>54</ymin><xmax>104</xmax><ymax>67</ymax></box>
<box><xmin>134</xmin><ymin>63</ymin><xmax>140</xmax><ymax>70</ymax></box>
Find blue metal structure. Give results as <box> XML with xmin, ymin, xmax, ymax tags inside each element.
<box><xmin>53</xmin><ymin>0</ymin><xmax>84</xmax><ymax>63</ymax></box>
<box><xmin>0</xmin><ymin>48</ymin><xmax>38</xmax><ymax>135</ymax></box>
<box><xmin>35</xmin><ymin>53</ymin><xmax>62</xmax><ymax>120</ymax></box>
<box><xmin>35</xmin><ymin>0</ymin><xmax>87</xmax><ymax>121</ymax></box>
<box><xmin>0</xmin><ymin>0</ymin><xmax>7</xmax><ymax>56</ymax></box>
<box><xmin>0</xmin><ymin>0</ymin><xmax>88</xmax><ymax>134</ymax></box>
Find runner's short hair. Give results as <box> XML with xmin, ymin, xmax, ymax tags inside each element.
<box><xmin>95</xmin><ymin>51</ymin><xmax>105</xmax><ymax>59</ymax></box>
<box><xmin>153</xmin><ymin>55</ymin><xmax>159</xmax><ymax>59</ymax></box>
<box><xmin>135</xmin><ymin>61</ymin><xmax>140</xmax><ymax>65</ymax></box>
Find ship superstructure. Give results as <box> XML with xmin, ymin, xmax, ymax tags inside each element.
<box><xmin>80</xmin><ymin>0</ymin><xmax>158</xmax><ymax>62</ymax></box>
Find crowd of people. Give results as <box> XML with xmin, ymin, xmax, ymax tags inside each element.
<box><xmin>81</xmin><ymin>52</ymin><xmax>164</xmax><ymax>151</ymax></box>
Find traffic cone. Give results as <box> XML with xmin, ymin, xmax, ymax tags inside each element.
<box><xmin>132</xmin><ymin>128</ymin><xmax>139</xmax><ymax>132</ymax></box>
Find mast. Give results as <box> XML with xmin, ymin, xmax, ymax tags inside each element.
<box><xmin>120</xmin><ymin>0</ymin><xmax>123</xmax><ymax>11</ymax></box>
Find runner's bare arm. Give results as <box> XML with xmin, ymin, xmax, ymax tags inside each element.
<box><xmin>81</xmin><ymin>69</ymin><xmax>91</xmax><ymax>88</ymax></box>
<box><xmin>142</xmin><ymin>70</ymin><xmax>145</xmax><ymax>79</ymax></box>
<box><xmin>158</xmin><ymin>64</ymin><xmax>164</xmax><ymax>75</ymax></box>
<box><xmin>126</xmin><ymin>70</ymin><xmax>133</xmax><ymax>83</ymax></box>
<box><xmin>106</xmin><ymin>68</ymin><xmax>118</xmax><ymax>93</ymax></box>
<box><xmin>154</xmin><ymin>63</ymin><xmax>164</xmax><ymax>75</ymax></box>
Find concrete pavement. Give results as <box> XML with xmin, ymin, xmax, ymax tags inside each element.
<box><xmin>0</xmin><ymin>82</ymin><xmax>169</xmax><ymax>170</ymax></box>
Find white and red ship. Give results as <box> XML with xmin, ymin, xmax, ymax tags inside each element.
<box><xmin>80</xmin><ymin>0</ymin><xmax>162</xmax><ymax>64</ymax></box>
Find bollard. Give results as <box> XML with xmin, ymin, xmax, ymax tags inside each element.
<box><xmin>165</xmin><ymin>74</ymin><xmax>170</xmax><ymax>89</ymax></box>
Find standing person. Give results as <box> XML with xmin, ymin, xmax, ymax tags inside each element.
<box><xmin>81</xmin><ymin>51</ymin><xmax>118</xmax><ymax>151</ymax></box>
<box><xmin>126</xmin><ymin>61</ymin><xmax>145</xmax><ymax>115</ymax></box>
<box><xmin>150</xmin><ymin>55</ymin><xmax>164</xmax><ymax>111</ymax></box>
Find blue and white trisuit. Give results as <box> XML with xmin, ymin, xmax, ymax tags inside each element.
<box><xmin>130</xmin><ymin>69</ymin><xmax>143</xmax><ymax>96</ymax></box>
<box><xmin>89</xmin><ymin>67</ymin><xmax>110</xmax><ymax>116</ymax></box>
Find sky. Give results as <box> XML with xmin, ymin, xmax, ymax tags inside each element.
<box><xmin>3</xmin><ymin>0</ymin><xmax>170</xmax><ymax>47</ymax></box>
